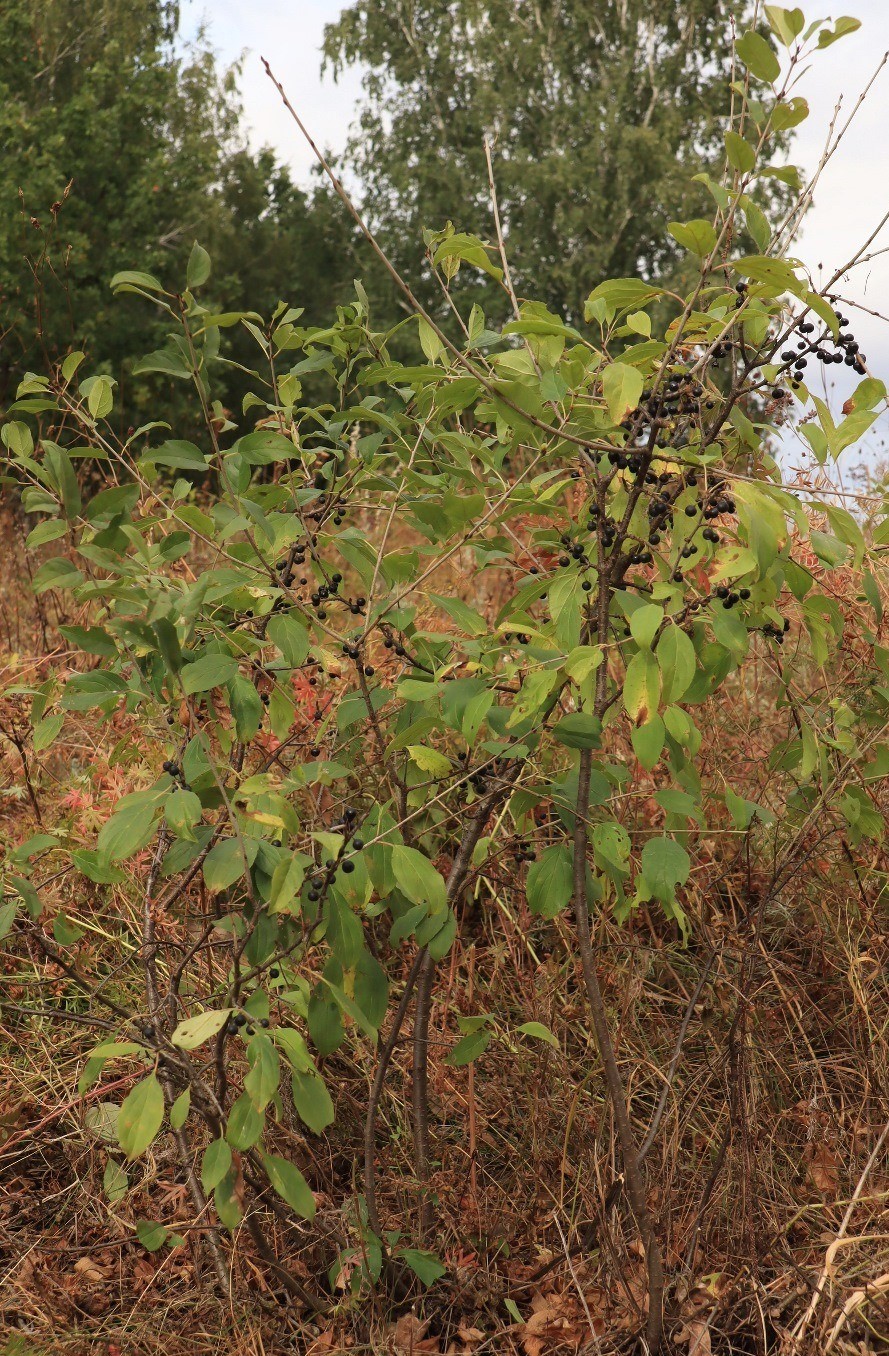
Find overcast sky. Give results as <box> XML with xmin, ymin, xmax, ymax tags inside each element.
<box><xmin>181</xmin><ymin>0</ymin><xmax>889</xmax><ymax>466</ymax></box>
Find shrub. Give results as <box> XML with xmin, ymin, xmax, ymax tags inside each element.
<box><xmin>1</xmin><ymin>9</ymin><xmax>886</xmax><ymax>1352</ymax></box>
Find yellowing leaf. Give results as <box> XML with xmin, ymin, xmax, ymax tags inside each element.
<box><xmin>602</xmin><ymin>361</ymin><xmax>643</xmax><ymax>423</ymax></box>
<box><xmin>407</xmin><ymin>745</ymin><xmax>452</xmax><ymax>777</ymax></box>
<box><xmin>622</xmin><ymin>650</ymin><xmax>660</xmax><ymax>725</ymax></box>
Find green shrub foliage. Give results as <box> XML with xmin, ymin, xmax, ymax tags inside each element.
<box><xmin>1</xmin><ymin>8</ymin><xmax>885</xmax><ymax>1347</ymax></box>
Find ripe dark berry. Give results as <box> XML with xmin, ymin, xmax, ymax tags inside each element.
<box><xmin>685</xmin><ymin>504</ymin><xmax>697</xmax><ymax>516</ymax></box>
<box><xmin>739</xmin><ymin>588</ymin><xmax>751</xmax><ymax>600</ymax></box>
<box><xmin>353</xmin><ymin>836</ymin><xmax>364</xmax><ymax>849</ymax></box>
<box><xmin>341</xmin><ymin>860</ymin><xmax>355</xmax><ymax>874</ymax></box>
<box><xmin>270</xmin><ymin>968</ymin><xmax>280</xmax><ymax>978</ymax></box>
<box><xmin>260</xmin><ymin>1018</ymin><xmax>270</xmax><ymax>1028</ymax></box>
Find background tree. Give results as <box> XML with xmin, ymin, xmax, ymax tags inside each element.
<box><xmin>0</xmin><ymin>0</ymin><xmax>361</xmax><ymax>412</ymax></box>
<box><xmin>323</xmin><ymin>0</ymin><xmax>771</xmax><ymax>321</ymax></box>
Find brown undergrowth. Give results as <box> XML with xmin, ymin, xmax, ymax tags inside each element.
<box><xmin>0</xmin><ymin>504</ymin><xmax>887</xmax><ymax>1356</ymax></box>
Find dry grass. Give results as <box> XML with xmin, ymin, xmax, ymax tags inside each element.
<box><xmin>1</xmin><ymin>503</ymin><xmax>887</xmax><ymax>1356</ymax></box>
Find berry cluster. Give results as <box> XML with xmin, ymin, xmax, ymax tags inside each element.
<box><xmin>778</xmin><ymin>310</ymin><xmax>865</xmax><ymax>387</ymax></box>
<box><xmin>224</xmin><ymin>1010</ymin><xmax>272</xmax><ymax>1038</ymax></box>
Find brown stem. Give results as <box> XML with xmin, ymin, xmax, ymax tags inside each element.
<box><xmin>572</xmin><ymin>746</ymin><xmax>664</xmax><ymax>1355</ymax></box>
<box><xmin>409</xmin><ymin>769</ymin><xmax>521</xmax><ymax>1240</ymax></box>
<box><xmin>244</xmin><ymin>1210</ymin><xmax>330</xmax><ymax>1314</ymax></box>
<box><xmin>364</xmin><ymin>946</ymin><xmax>426</xmax><ymax>1241</ymax></box>
<box><xmin>168</xmin><ymin>1101</ymin><xmax>230</xmax><ymax>1293</ymax></box>
<box><xmin>6</xmin><ymin>732</ymin><xmax>43</xmax><ymax>824</ymax></box>
<box><xmin>412</xmin><ymin>947</ymin><xmax>435</xmax><ymax>1240</ymax></box>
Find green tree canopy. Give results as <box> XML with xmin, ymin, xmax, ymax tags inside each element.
<box><xmin>324</xmin><ymin>0</ymin><xmax>765</xmax><ymax>321</ymax></box>
<box><xmin>0</xmin><ymin>0</ymin><xmax>359</xmax><ymax>412</ymax></box>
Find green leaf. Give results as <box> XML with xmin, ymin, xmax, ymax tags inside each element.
<box><xmin>85</xmin><ymin>374</ymin><xmax>116</xmax><ymax>420</ymax></box>
<box><xmin>631</xmin><ymin>716</ymin><xmax>665</xmax><ymax>770</ymax></box>
<box><xmin>667</xmin><ymin>219</ymin><xmax>717</xmax><ymax>257</ymax></box>
<box><xmin>228</xmin><ymin>674</ymin><xmax>263</xmax><ymax>741</ymax></box>
<box><xmin>203</xmin><ymin>837</ymin><xmax>256</xmax><ymax>891</ymax></box>
<box><xmin>771</xmin><ymin>98</ymin><xmax>809</xmax><ymax>132</ymax></box>
<box><xmin>61</xmin><ymin>350</ymin><xmax>87</xmax><ymax>382</ymax></box>
<box><xmin>418</xmin><ymin>316</ymin><xmax>445</xmax><ymax>362</ymax></box>
<box><xmin>171</xmin><ymin>1008</ymin><xmax>231</xmax><ymax>1050</ymax></box>
<box><xmin>391</xmin><ymin>846</ymin><xmax>447</xmax><ymax>913</ymax></box>
<box><xmin>267</xmin><ymin>612</ymin><xmax>310</xmax><ymax>667</ymax></box>
<box><xmin>270</xmin><ymin>853</ymin><xmax>306</xmax><ymax>915</ymax></box>
<box><xmin>725</xmin><ymin>787</ymin><xmax>773</xmax><ymax>829</ymax></box>
<box><xmin>187</xmin><ymin>242</ymin><xmax>211</xmax><ymax>289</ymax></box>
<box><xmin>201</xmin><ymin>1138</ymin><xmax>232</xmax><ymax>1193</ymax></box>
<box><xmin>0</xmin><ymin>901</ymin><xmax>18</xmax><ymax>942</ymax></box>
<box><xmin>262</xmin><ymin>1153</ymin><xmax>316</xmax><ymax>1219</ymax></box>
<box><xmin>428</xmin><ymin>592</ymin><xmax>488</xmax><ymax>637</ymax></box>
<box><xmin>552</xmin><ymin>712</ymin><xmax>601</xmax><ymax>750</ymax></box>
<box><xmin>291</xmin><ymin>1069</ymin><xmax>335</xmax><ymax>1133</ymax></box>
<box><xmin>110</xmin><ymin>270</ymin><xmax>165</xmax><ymax>294</ymax></box>
<box><xmin>31</xmin><ymin>711</ymin><xmax>64</xmax><ymax>754</ymax></box>
<box><xmin>656</xmin><ymin>627</ymin><xmax>696</xmax><ymax>705</ymax></box>
<box><xmin>98</xmin><ymin>802</ymin><xmax>158</xmax><ymax>862</ymax></box>
<box><xmin>623</xmin><ymin>650</ymin><xmax>660</xmax><ymax>724</ymax></box>
<box><xmin>169</xmin><ymin>1089</ymin><xmax>191</xmax><ymax>1130</ymax></box>
<box><xmin>640</xmin><ymin>837</ymin><xmax>690</xmax><ymax>902</ymax></box>
<box><xmin>446</xmin><ymin>1028</ymin><xmax>491</xmax><ymax>1066</ymax></box>
<box><xmin>602</xmin><ymin>361</ymin><xmax>643</xmax><ymax>423</ymax></box>
<box><xmin>625</xmin><ymin>310</ymin><xmax>651</xmax><ymax>337</ymax></box>
<box><xmin>516</xmin><ymin>1021</ymin><xmax>559</xmax><ymax>1048</ymax></box>
<box><xmin>226</xmin><ymin>1092</ymin><xmax>264</xmax><ymax>1150</ymax></box>
<box><xmin>629</xmin><ymin>604</ymin><xmax>663</xmax><ymax>650</ymax></box>
<box><xmin>53</xmin><ymin>912</ymin><xmax>84</xmax><ymax>945</ymax></box>
<box><xmin>117</xmin><ymin>1074</ymin><xmax>164</xmax><ymax>1159</ymax></box>
<box><xmin>143</xmin><ymin>439</ymin><xmax>209</xmax><ymax>470</ymax></box>
<box><xmin>103</xmin><ymin>1158</ymin><xmax>129</xmax><ymax>1204</ymax></box>
<box><xmin>245</xmin><ymin>1036</ymin><xmax>281</xmax><ymax>1112</ymax></box>
<box><xmin>398</xmin><ymin>1248</ymin><xmax>446</xmax><ymax>1286</ymax></box>
<box><xmin>136</xmin><ymin>1219</ymin><xmax>168</xmax><ymax>1252</ymax></box>
<box><xmin>817</xmin><ymin>16</ymin><xmax>861</xmax><ymax>47</ymax></box>
<box><xmin>407</xmin><ymin>745</ymin><xmax>452</xmax><ymax>777</ymax></box>
<box><xmin>735</xmin><ymin>30</ymin><xmax>781</xmax><ymax>82</ymax></box>
<box><xmin>32</xmin><ymin>557</ymin><xmax>83</xmax><ymax>594</ymax></box>
<box><xmin>526</xmin><ymin>844</ymin><xmax>573</xmax><ymax>918</ymax></box>
<box><xmin>214</xmin><ymin>1170</ymin><xmax>243</xmax><ymax>1229</ymax></box>
<box><xmin>724</xmin><ymin>131</ymin><xmax>756</xmax><ymax>173</ymax></box>
<box><xmin>765</xmin><ymin>5</ymin><xmax>804</xmax><ymax>45</ymax></box>
<box><xmin>182</xmin><ymin>653</ymin><xmax>238</xmax><ymax>694</ymax></box>
<box><xmin>166</xmin><ymin>789</ymin><xmax>202</xmax><ymax>841</ymax></box>
<box><xmin>584</xmin><ymin>279</ymin><xmax>661</xmax><ymax>319</ymax></box>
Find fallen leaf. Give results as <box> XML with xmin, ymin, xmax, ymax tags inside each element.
<box><xmin>73</xmin><ymin>1256</ymin><xmax>104</xmax><ymax>1283</ymax></box>
<box><xmin>392</xmin><ymin>1313</ymin><xmax>440</xmax><ymax>1354</ymax></box>
<box><xmin>805</xmin><ymin>1143</ymin><xmax>839</xmax><ymax>1194</ymax></box>
<box><xmin>678</xmin><ymin>1319</ymin><xmax>712</xmax><ymax>1355</ymax></box>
